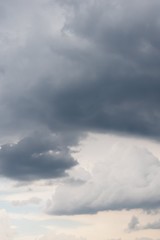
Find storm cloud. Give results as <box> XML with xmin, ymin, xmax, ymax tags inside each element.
<box><xmin>1</xmin><ymin>0</ymin><xmax>160</xmax><ymax>140</ymax></box>
<box><xmin>0</xmin><ymin>0</ymin><xmax>160</xmax><ymax>190</ymax></box>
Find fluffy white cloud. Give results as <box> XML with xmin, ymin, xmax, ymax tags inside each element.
<box><xmin>47</xmin><ymin>136</ymin><xmax>160</xmax><ymax>214</ymax></box>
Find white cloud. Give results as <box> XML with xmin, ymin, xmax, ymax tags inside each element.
<box><xmin>47</xmin><ymin>134</ymin><xmax>160</xmax><ymax>214</ymax></box>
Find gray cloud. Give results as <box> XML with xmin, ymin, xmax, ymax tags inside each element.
<box><xmin>49</xmin><ymin>0</ymin><xmax>160</xmax><ymax>138</ymax></box>
<box><xmin>0</xmin><ymin>132</ymin><xmax>77</xmax><ymax>181</ymax></box>
<box><xmin>127</xmin><ymin>216</ymin><xmax>140</xmax><ymax>232</ymax></box>
<box><xmin>11</xmin><ymin>197</ymin><xmax>42</xmax><ymax>206</ymax></box>
<box><xmin>128</xmin><ymin>217</ymin><xmax>160</xmax><ymax>231</ymax></box>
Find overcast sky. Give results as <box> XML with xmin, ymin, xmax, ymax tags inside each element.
<box><xmin>0</xmin><ymin>0</ymin><xmax>160</xmax><ymax>240</ymax></box>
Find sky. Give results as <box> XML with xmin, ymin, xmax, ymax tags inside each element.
<box><xmin>0</xmin><ymin>0</ymin><xmax>160</xmax><ymax>239</ymax></box>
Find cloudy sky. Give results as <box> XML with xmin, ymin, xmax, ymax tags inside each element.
<box><xmin>0</xmin><ymin>0</ymin><xmax>160</xmax><ymax>239</ymax></box>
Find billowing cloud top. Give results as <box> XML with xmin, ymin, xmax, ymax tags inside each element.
<box><xmin>47</xmin><ymin>145</ymin><xmax>160</xmax><ymax>215</ymax></box>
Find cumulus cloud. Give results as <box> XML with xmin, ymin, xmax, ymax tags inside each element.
<box><xmin>53</xmin><ymin>0</ymin><xmax>160</xmax><ymax>138</ymax></box>
<box><xmin>0</xmin><ymin>0</ymin><xmax>160</xmax><ymax>141</ymax></box>
<box><xmin>47</xmin><ymin>145</ymin><xmax>160</xmax><ymax>215</ymax></box>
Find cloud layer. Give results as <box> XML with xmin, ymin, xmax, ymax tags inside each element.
<box><xmin>1</xmin><ymin>0</ymin><xmax>160</xmax><ymax>140</ymax></box>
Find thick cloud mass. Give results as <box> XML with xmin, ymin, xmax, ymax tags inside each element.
<box><xmin>0</xmin><ymin>133</ymin><xmax>77</xmax><ymax>181</ymax></box>
<box><xmin>47</xmin><ymin>146</ymin><xmax>160</xmax><ymax>215</ymax></box>
<box><xmin>49</xmin><ymin>0</ymin><xmax>160</xmax><ymax>137</ymax></box>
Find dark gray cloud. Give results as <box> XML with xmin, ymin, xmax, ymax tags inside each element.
<box><xmin>48</xmin><ymin>0</ymin><xmax>160</xmax><ymax>138</ymax></box>
<box><xmin>0</xmin><ymin>0</ymin><xmax>160</xmax><ymax>183</ymax></box>
<box><xmin>0</xmin><ymin>132</ymin><xmax>77</xmax><ymax>181</ymax></box>
<box><xmin>1</xmin><ymin>0</ymin><xmax>160</xmax><ymax>140</ymax></box>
